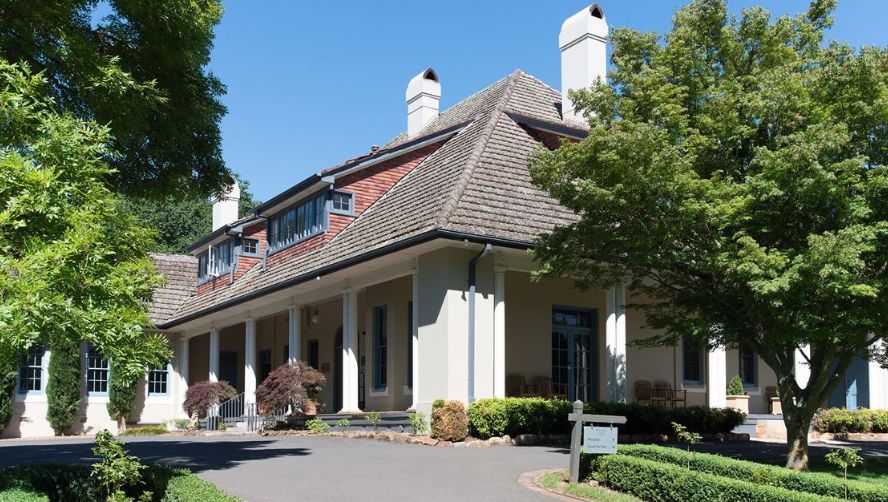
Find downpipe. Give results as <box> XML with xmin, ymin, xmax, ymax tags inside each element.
<box><xmin>468</xmin><ymin>243</ymin><xmax>492</xmax><ymax>403</ymax></box>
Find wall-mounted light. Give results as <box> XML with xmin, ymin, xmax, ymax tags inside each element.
<box><xmin>311</xmin><ymin>306</ymin><xmax>320</xmax><ymax>324</ymax></box>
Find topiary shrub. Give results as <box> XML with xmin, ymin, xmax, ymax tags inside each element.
<box><xmin>106</xmin><ymin>364</ymin><xmax>138</xmax><ymax>433</ymax></box>
<box><xmin>431</xmin><ymin>400</ymin><xmax>467</xmax><ymax>442</ymax></box>
<box><xmin>182</xmin><ymin>381</ymin><xmax>236</xmax><ymax>419</ymax></box>
<box><xmin>46</xmin><ymin>338</ymin><xmax>82</xmax><ymax>435</ymax></box>
<box><xmin>255</xmin><ymin>360</ymin><xmax>325</xmax><ymax>415</ymax></box>
<box><xmin>727</xmin><ymin>375</ymin><xmax>746</xmax><ymax>396</ymax></box>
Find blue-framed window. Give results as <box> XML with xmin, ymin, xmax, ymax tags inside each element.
<box><xmin>197</xmin><ymin>239</ymin><xmax>233</xmax><ymax>282</ymax></box>
<box><xmin>87</xmin><ymin>344</ymin><xmax>110</xmax><ymax>395</ymax></box>
<box><xmin>373</xmin><ymin>306</ymin><xmax>388</xmax><ymax>390</ymax></box>
<box><xmin>18</xmin><ymin>345</ymin><xmax>44</xmax><ymax>394</ymax></box>
<box><xmin>407</xmin><ymin>301</ymin><xmax>413</xmax><ymax>389</ymax></box>
<box><xmin>147</xmin><ymin>364</ymin><xmax>169</xmax><ymax>396</ymax></box>
<box><xmin>241</xmin><ymin>238</ymin><xmax>259</xmax><ymax>256</ymax></box>
<box><xmin>331</xmin><ymin>191</ymin><xmax>354</xmax><ymax>214</ymax></box>
<box><xmin>267</xmin><ymin>193</ymin><xmax>327</xmax><ymax>252</ymax></box>
<box><xmin>307</xmin><ymin>340</ymin><xmax>319</xmax><ymax>370</ymax></box>
<box><xmin>739</xmin><ymin>347</ymin><xmax>757</xmax><ymax>387</ymax></box>
<box><xmin>682</xmin><ymin>336</ymin><xmax>703</xmax><ymax>384</ymax></box>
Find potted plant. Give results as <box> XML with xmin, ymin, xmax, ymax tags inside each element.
<box><xmin>725</xmin><ymin>375</ymin><xmax>749</xmax><ymax>413</ymax></box>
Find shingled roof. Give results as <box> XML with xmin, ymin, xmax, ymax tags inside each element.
<box><xmin>148</xmin><ymin>253</ymin><xmax>197</xmax><ymax>325</ymax></box>
<box><xmin>160</xmin><ymin>70</ymin><xmax>583</xmax><ymax>327</ymax></box>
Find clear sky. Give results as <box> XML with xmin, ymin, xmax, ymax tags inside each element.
<box><xmin>209</xmin><ymin>1</ymin><xmax>888</xmax><ymax>201</ymax></box>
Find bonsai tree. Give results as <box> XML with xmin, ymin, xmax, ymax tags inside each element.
<box><xmin>182</xmin><ymin>380</ymin><xmax>236</xmax><ymax>420</ymax></box>
<box><xmin>727</xmin><ymin>375</ymin><xmax>746</xmax><ymax>396</ymax></box>
<box><xmin>530</xmin><ymin>0</ymin><xmax>888</xmax><ymax>470</ymax></box>
<box><xmin>255</xmin><ymin>360</ymin><xmax>325</xmax><ymax>415</ymax></box>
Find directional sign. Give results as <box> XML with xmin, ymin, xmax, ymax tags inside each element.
<box><xmin>583</xmin><ymin>426</ymin><xmax>618</xmax><ymax>454</ymax></box>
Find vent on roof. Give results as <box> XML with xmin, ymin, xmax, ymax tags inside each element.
<box><xmin>405</xmin><ymin>68</ymin><xmax>441</xmax><ymax>138</ymax></box>
<box><xmin>559</xmin><ymin>4</ymin><xmax>609</xmax><ymax>123</ymax></box>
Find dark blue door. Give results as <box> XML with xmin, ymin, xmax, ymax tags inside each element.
<box><xmin>827</xmin><ymin>355</ymin><xmax>869</xmax><ymax>410</ymax></box>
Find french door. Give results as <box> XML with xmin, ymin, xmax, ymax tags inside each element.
<box><xmin>552</xmin><ymin>308</ymin><xmax>597</xmax><ymax>402</ymax></box>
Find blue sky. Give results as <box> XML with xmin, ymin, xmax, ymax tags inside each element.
<box><xmin>209</xmin><ymin>1</ymin><xmax>888</xmax><ymax>201</ymax></box>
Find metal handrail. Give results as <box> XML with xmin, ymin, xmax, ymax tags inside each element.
<box><xmin>206</xmin><ymin>393</ymin><xmax>288</xmax><ymax>432</ymax></box>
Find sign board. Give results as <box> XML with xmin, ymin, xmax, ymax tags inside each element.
<box><xmin>583</xmin><ymin>426</ymin><xmax>618</xmax><ymax>454</ymax></box>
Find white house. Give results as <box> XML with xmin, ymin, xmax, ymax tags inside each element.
<box><xmin>6</xmin><ymin>4</ymin><xmax>886</xmax><ymax>439</ymax></box>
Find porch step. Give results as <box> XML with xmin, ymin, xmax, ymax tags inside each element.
<box><xmin>311</xmin><ymin>412</ymin><xmax>414</xmax><ymax>432</ymax></box>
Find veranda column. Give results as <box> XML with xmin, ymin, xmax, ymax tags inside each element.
<box><xmin>493</xmin><ymin>268</ymin><xmax>506</xmax><ymax>399</ymax></box>
<box><xmin>288</xmin><ymin>304</ymin><xmax>301</xmax><ymax>364</ymax></box>
<box><xmin>341</xmin><ymin>291</ymin><xmax>360</xmax><ymax>412</ymax></box>
<box><xmin>244</xmin><ymin>318</ymin><xmax>257</xmax><ymax>405</ymax></box>
<box><xmin>605</xmin><ymin>286</ymin><xmax>628</xmax><ymax>403</ymax></box>
<box><xmin>177</xmin><ymin>336</ymin><xmax>190</xmax><ymax>418</ymax></box>
<box><xmin>410</xmin><ymin>272</ymin><xmax>420</xmax><ymax>410</ymax></box>
<box><xmin>707</xmin><ymin>345</ymin><xmax>727</xmax><ymax>408</ymax></box>
<box><xmin>794</xmin><ymin>344</ymin><xmax>811</xmax><ymax>389</ymax></box>
<box><xmin>208</xmin><ymin>328</ymin><xmax>220</xmax><ymax>382</ymax></box>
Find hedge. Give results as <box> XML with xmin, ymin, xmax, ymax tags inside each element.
<box><xmin>0</xmin><ymin>464</ymin><xmax>237</xmax><ymax>502</ymax></box>
<box><xmin>614</xmin><ymin>444</ymin><xmax>888</xmax><ymax>502</ymax></box>
<box><xmin>466</xmin><ymin>398</ymin><xmax>746</xmax><ymax>439</ymax></box>
<box><xmin>814</xmin><ymin>408</ymin><xmax>888</xmax><ymax>434</ymax></box>
<box><xmin>589</xmin><ymin>454</ymin><xmax>844</xmax><ymax>502</ymax></box>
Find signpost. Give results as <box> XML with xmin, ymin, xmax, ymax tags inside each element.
<box><xmin>568</xmin><ymin>400</ymin><xmax>626</xmax><ymax>484</ymax></box>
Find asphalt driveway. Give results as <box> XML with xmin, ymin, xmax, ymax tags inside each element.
<box><xmin>0</xmin><ymin>435</ymin><xmax>569</xmax><ymax>501</ymax></box>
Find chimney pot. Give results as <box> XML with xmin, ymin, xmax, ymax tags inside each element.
<box><xmin>405</xmin><ymin>68</ymin><xmax>441</xmax><ymax>138</ymax></box>
<box><xmin>559</xmin><ymin>4</ymin><xmax>608</xmax><ymax>123</ymax></box>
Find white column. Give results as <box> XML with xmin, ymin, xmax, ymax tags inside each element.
<box><xmin>341</xmin><ymin>291</ymin><xmax>360</xmax><ymax>412</ymax></box>
<box><xmin>177</xmin><ymin>336</ymin><xmax>190</xmax><ymax>418</ymax></box>
<box><xmin>493</xmin><ymin>268</ymin><xmax>506</xmax><ymax>399</ymax></box>
<box><xmin>708</xmin><ymin>345</ymin><xmax>727</xmax><ymax>408</ymax></box>
<box><xmin>794</xmin><ymin>344</ymin><xmax>811</xmax><ymax>389</ymax></box>
<box><xmin>208</xmin><ymin>328</ymin><xmax>220</xmax><ymax>382</ymax></box>
<box><xmin>288</xmin><ymin>304</ymin><xmax>301</xmax><ymax>364</ymax></box>
<box><xmin>868</xmin><ymin>360</ymin><xmax>888</xmax><ymax>410</ymax></box>
<box><xmin>244</xmin><ymin>318</ymin><xmax>257</xmax><ymax>405</ymax></box>
<box><xmin>605</xmin><ymin>286</ymin><xmax>627</xmax><ymax>403</ymax></box>
<box><xmin>410</xmin><ymin>272</ymin><xmax>420</xmax><ymax>410</ymax></box>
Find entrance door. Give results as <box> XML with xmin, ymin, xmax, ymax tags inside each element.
<box><xmin>219</xmin><ymin>351</ymin><xmax>238</xmax><ymax>390</ymax></box>
<box><xmin>333</xmin><ymin>327</ymin><xmax>342</xmax><ymax>412</ymax></box>
<box><xmin>828</xmin><ymin>355</ymin><xmax>870</xmax><ymax>410</ymax></box>
<box><xmin>552</xmin><ymin>308</ymin><xmax>597</xmax><ymax>402</ymax></box>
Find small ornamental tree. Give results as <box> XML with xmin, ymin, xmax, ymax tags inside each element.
<box><xmin>46</xmin><ymin>337</ymin><xmax>82</xmax><ymax>435</ymax></box>
<box><xmin>183</xmin><ymin>381</ymin><xmax>236</xmax><ymax>420</ymax></box>
<box><xmin>255</xmin><ymin>361</ymin><xmax>325</xmax><ymax>415</ymax></box>
<box><xmin>530</xmin><ymin>0</ymin><xmax>888</xmax><ymax>470</ymax></box>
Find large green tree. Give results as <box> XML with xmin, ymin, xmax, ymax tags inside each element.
<box><xmin>0</xmin><ymin>0</ymin><xmax>229</xmax><ymax>198</ymax></box>
<box><xmin>0</xmin><ymin>61</ymin><xmax>171</xmax><ymax>431</ymax></box>
<box><xmin>530</xmin><ymin>0</ymin><xmax>888</xmax><ymax>470</ymax></box>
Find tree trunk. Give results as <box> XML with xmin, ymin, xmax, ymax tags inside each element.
<box><xmin>784</xmin><ymin>413</ymin><xmax>810</xmax><ymax>470</ymax></box>
<box><xmin>117</xmin><ymin>415</ymin><xmax>127</xmax><ymax>433</ymax></box>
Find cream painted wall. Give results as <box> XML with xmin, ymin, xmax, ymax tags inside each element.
<box><xmin>363</xmin><ymin>275</ymin><xmax>413</xmax><ymax>412</ymax></box>
<box><xmin>300</xmin><ymin>298</ymin><xmax>344</xmax><ymax>412</ymax></box>
<box><xmin>188</xmin><ymin>334</ymin><xmax>209</xmax><ymax>386</ymax></box>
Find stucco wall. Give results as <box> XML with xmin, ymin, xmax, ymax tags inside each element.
<box><xmin>362</xmin><ymin>275</ymin><xmax>413</xmax><ymax>412</ymax></box>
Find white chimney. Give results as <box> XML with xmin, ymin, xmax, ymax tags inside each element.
<box><xmin>212</xmin><ymin>179</ymin><xmax>240</xmax><ymax>231</ymax></box>
<box><xmin>559</xmin><ymin>4</ymin><xmax>608</xmax><ymax>122</ymax></box>
<box><xmin>405</xmin><ymin>68</ymin><xmax>441</xmax><ymax>138</ymax></box>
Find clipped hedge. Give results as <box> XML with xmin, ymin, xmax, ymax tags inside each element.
<box><xmin>466</xmin><ymin>398</ymin><xmax>746</xmax><ymax>439</ymax></box>
<box><xmin>431</xmin><ymin>400</ymin><xmax>468</xmax><ymax>442</ymax></box>
<box><xmin>614</xmin><ymin>444</ymin><xmax>888</xmax><ymax>502</ymax></box>
<box><xmin>814</xmin><ymin>408</ymin><xmax>888</xmax><ymax>434</ymax></box>
<box><xmin>590</xmin><ymin>454</ymin><xmax>843</xmax><ymax>502</ymax></box>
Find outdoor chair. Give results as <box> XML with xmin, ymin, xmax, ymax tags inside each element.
<box><xmin>528</xmin><ymin>376</ymin><xmax>553</xmax><ymax>398</ymax></box>
<box><xmin>635</xmin><ymin>380</ymin><xmax>653</xmax><ymax>405</ymax></box>
<box><xmin>653</xmin><ymin>380</ymin><xmax>686</xmax><ymax>408</ymax></box>
<box><xmin>506</xmin><ymin>375</ymin><xmax>527</xmax><ymax>397</ymax></box>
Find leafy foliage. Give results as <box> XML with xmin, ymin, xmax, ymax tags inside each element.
<box><xmin>335</xmin><ymin>418</ymin><xmax>350</xmax><ymax>429</ymax></box>
<box><xmin>614</xmin><ymin>444</ymin><xmax>887</xmax><ymax>501</ymax></box>
<box><xmin>529</xmin><ymin>0</ymin><xmax>888</xmax><ymax>469</ymax></box>
<box><xmin>255</xmin><ymin>361</ymin><xmax>325</xmax><ymax>415</ymax></box>
<box><xmin>366</xmin><ymin>411</ymin><xmax>381</xmax><ymax>431</ymax></box>
<box><xmin>727</xmin><ymin>375</ymin><xmax>746</xmax><ymax>396</ymax></box>
<box><xmin>45</xmin><ymin>338</ymin><xmax>82</xmax><ymax>435</ymax></box>
<box><xmin>182</xmin><ymin>381</ymin><xmax>236</xmax><ymax>419</ymax></box>
<box><xmin>0</xmin><ymin>61</ymin><xmax>172</xmax><ymax>431</ymax></box>
<box><xmin>0</xmin><ymin>367</ymin><xmax>14</xmax><ymax>431</ymax></box>
<box><xmin>0</xmin><ymin>0</ymin><xmax>229</xmax><ymax>198</ymax></box>
<box><xmin>408</xmin><ymin>412</ymin><xmax>428</xmax><ymax>435</ymax></box>
<box><xmin>814</xmin><ymin>408</ymin><xmax>888</xmax><ymax>434</ymax></box>
<box><xmin>431</xmin><ymin>400</ymin><xmax>468</xmax><ymax>442</ymax></box>
<box><xmin>90</xmin><ymin>430</ymin><xmax>146</xmax><ymax>501</ymax></box>
<box><xmin>825</xmin><ymin>448</ymin><xmax>864</xmax><ymax>500</ymax></box>
<box><xmin>305</xmin><ymin>418</ymin><xmax>329</xmax><ymax>434</ymax></box>
<box><xmin>107</xmin><ymin>364</ymin><xmax>138</xmax><ymax>433</ymax></box>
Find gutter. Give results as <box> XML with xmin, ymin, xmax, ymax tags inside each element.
<box><xmin>467</xmin><ymin>243</ymin><xmax>492</xmax><ymax>403</ymax></box>
<box><xmin>159</xmin><ymin>230</ymin><xmax>531</xmax><ymax>329</ymax></box>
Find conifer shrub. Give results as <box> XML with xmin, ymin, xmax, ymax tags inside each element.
<box><xmin>106</xmin><ymin>364</ymin><xmax>138</xmax><ymax>433</ymax></box>
<box><xmin>0</xmin><ymin>368</ymin><xmax>15</xmax><ymax>431</ymax></box>
<box><xmin>46</xmin><ymin>338</ymin><xmax>82</xmax><ymax>435</ymax></box>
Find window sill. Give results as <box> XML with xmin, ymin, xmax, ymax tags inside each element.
<box><xmin>682</xmin><ymin>383</ymin><xmax>706</xmax><ymax>393</ymax></box>
<box><xmin>369</xmin><ymin>387</ymin><xmax>389</xmax><ymax>398</ymax></box>
<box><xmin>330</xmin><ymin>209</ymin><xmax>356</xmax><ymax>217</ymax></box>
<box><xmin>266</xmin><ymin>229</ymin><xmax>325</xmax><ymax>258</ymax></box>
<box><xmin>15</xmin><ymin>393</ymin><xmax>47</xmax><ymax>403</ymax></box>
<box><xmin>146</xmin><ymin>394</ymin><xmax>173</xmax><ymax>403</ymax></box>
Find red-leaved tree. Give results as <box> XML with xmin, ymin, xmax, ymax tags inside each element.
<box><xmin>256</xmin><ymin>361</ymin><xmax>325</xmax><ymax>415</ymax></box>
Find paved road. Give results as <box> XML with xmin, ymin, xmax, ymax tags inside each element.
<box><xmin>0</xmin><ymin>435</ymin><xmax>569</xmax><ymax>501</ymax></box>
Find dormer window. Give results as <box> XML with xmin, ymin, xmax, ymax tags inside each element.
<box><xmin>197</xmin><ymin>239</ymin><xmax>233</xmax><ymax>282</ymax></box>
<box><xmin>268</xmin><ymin>192</ymin><xmax>327</xmax><ymax>253</ymax></box>
<box><xmin>241</xmin><ymin>238</ymin><xmax>259</xmax><ymax>256</ymax></box>
<box><xmin>331</xmin><ymin>191</ymin><xmax>354</xmax><ymax>215</ymax></box>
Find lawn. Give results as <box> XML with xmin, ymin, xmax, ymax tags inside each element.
<box><xmin>539</xmin><ymin>471</ymin><xmax>642</xmax><ymax>502</ymax></box>
<box><xmin>807</xmin><ymin>456</ymin><xmax>888</xmax><ymax>488</ymax></box>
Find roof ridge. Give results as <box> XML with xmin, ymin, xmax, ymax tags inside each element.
<box><xmin>434</xmin><ymin>70</ymin><xmax>522</xmax><ymax>228</ymax></box>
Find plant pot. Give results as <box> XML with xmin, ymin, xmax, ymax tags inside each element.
<box><xmin>770</xmin><ymin>397</ymin><xmax>782</xmax><ymax>415</ymax></box>
<box><xmin>726</xmin><ymin>394</ymin><xmax>749</xmax><ymax>414</ymax></box>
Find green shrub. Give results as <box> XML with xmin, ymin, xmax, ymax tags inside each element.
<box><xmin>590</xmin><ymin>454</ymin><xmax>842</xmax><ymax>502</ymax></box>
<box><xmin>431</xmin><ymin>400</ymin><xmax>467</xmax><ymax>442</ymax></box>
<box><xmin>0</xmin><ymin>369</ymin><xmax>15</xmax><ymax>432</ymax></box>
<box><xmin>0</xmin><ymin>487</ymin><xmax>49</xmax><ymax>501</ymax></box>
<box><xmin>613</xmin><ymin>444</ymin><xmax>888</xmax><ymax>501</ymax></box>
<box><xmin>45</xmin><ymin>338</ymin><xmax>82</xmax><ymax>435</ymax></box>
<box><xmin>814</xmin><ymin>408</ymin><xmax>888</xmax><ymax>434</ymax></box>
<box><xmin>335</xmin><ymin>418</ymin><xmax>350</xmax><ymax>429</ymax></box>
<box><xmin>305</xmin><ymin>418</ymin><xmax>329</xmax><ymax>433</ymax></box>
<box><xmin>366</xmin><ymin>411</ymin><xmax>381</xmax><ymax>431</ymax></box>
<box><xmin>120</xmin><ymin>425</ymin><xmax>168</xmax><ymax>436</ymax></box>
<box><xmin>727</xmin><ymin>375</ymin><xmax>746</xmax><ymax>395</ymax></box>
<box><xmin>106</xmin><ymin>364</ymin><xmax>138</xmax><ymax>433</ymax></box>
<box><xmin>431</xmin><ymin>399</ymin><xmax>445</xmax><ymax>413</ymax></box>
<box><xmin>91</xmin><ymin>430</ymin><xmax>145</xmax><ymax>500</ymax></box>
<box><xmin>465</xmin><ymin>398</ymin><xmax>745</xmax><ymax>440</ymax></box>
<box><xmin>160</xmin><ymin>468</ymin><xmax>239</xmax><ymax>502</ymax></box>
<box><xmin>408</xmin><ymin>411</ymin><xmax>428</xmax><ymax>435</ymax></box>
